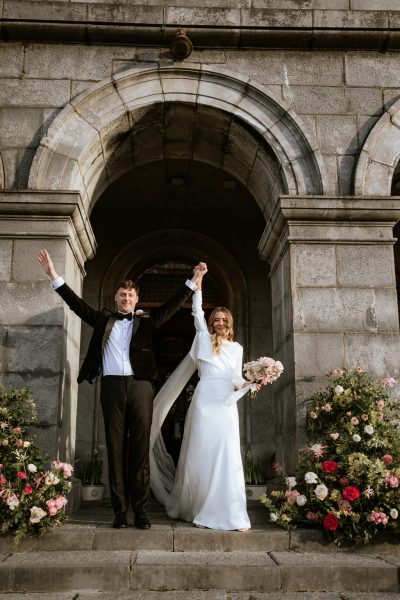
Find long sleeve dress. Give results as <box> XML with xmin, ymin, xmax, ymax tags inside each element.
<box><xmin>150</xmin><ymin>289</ymin><xmax>251</xmax><ymax>530</ymax></box>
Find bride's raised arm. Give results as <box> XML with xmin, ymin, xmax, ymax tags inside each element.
<box><xmin>191</xmin><ymin>263</ymin><xmax>208</xmax><ymax>333</ymax></box>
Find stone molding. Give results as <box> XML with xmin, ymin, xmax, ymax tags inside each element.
<box><xmin>0</xmin><ymin>190</ymin><xmax>96</xmax><ymax>270</ymax></box>
<box><xmin>28</xmin><ymin>65</ymin><xmax>325</xmax><ymax>214</ymax></box>
<box><xmin>355</xmin><ymin>97</ymin><xmax>400</xmax><ymax>197</ymax></box>
<box><xmin>2</xmin><ymin>4</ymin><xmax>400</xmax><ymax>51</ymax></box>
<box><xmin>258</xmin><ymin>195</ymin><xmax>400</xmax><ymax>270</ymax></box>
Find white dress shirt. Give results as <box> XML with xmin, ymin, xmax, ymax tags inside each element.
<box><xmin>51</xmin><ymin>276</ymin><xmax>197</xmax><ymax>377</ymax></box>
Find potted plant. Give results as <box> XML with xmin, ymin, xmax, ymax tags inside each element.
<box><xmin>81</xmin><ymin>450</ymin><xmax>105</xmax><ymax>501</ymax></box>
<box><xmin>244</xmin><ymin>448</ymin><xmax>267</xmax><ymax>500</ymax></box>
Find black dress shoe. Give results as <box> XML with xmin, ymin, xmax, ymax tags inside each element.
<box><xmin>134</xmin><ymin>512</ymin><xmax>151</xmax><ymax>529</ymax></box>
<box><xmin>113</xmin><ymin>512</ymin><xmax>128</xmax><ymax>528</ymax></box>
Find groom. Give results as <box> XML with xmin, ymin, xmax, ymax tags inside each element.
<box><xmin>37</xmin><ymin>249</ymin><xmax>202</xmax><ymax>529</ymax></box>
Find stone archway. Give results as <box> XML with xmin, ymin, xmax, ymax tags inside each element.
<box><xmin>28</xmin><ymin>65</ymin><xmax>326</xmax><ymax>215</ymax></box>
<box><xmin>354</xmin><ymin>97</ymin><xmax>400</xmax><ymax>196</ymax></box>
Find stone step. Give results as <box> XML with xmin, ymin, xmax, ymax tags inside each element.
<box><xmin>0</xmin><ymin>550</ymin><xmax>399</xmax><ymax>594</ymax></box>
<box><xmin>1</xmin><ymin>593</ymin><xmax>400</xmax><ymax>600</ymax></box>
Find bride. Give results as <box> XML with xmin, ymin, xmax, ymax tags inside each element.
<box><xmin>150</xmin><ymin>263</ymin><xmax>257</xmax><ymax>531</ymax></box>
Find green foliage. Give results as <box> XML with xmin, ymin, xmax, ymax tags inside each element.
<box><xmin>82</xmin><ymin>451</ymin><xmax>103</xmax><ymax>486</ymax></box>
<box><xmin>0</xmin><ymin>385</ymin><xmax>73</xmax><ymax>544</ymax></box>
<box><xmin>245</xmin><ymin>448</ymin><xmax>265</xmax><ymax>485</ymax></box>
<box><xmin>261</xmin><ymin>368</ymin><xmax>400</xmax><ymax>545</ymax></box>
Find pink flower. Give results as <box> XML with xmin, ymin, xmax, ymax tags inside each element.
<box><xmin>0</xmin><ymin>475</ymin><xmax>6</xmax><ymax>486</ymax></box>
<box><xmin>272</xmin><ymin>463</ymin><xmax>282</xmax><ymax>473</ymax></box>
<box><xmin>17</xmin><ymin>471</ymin><xmax>27</xmax><ymax>480</ymax></box>
<box><xmin>367</xmin><ymin>511</ymin><xmax>388</xmax><ymax>525</ymax></box>
<box><xmin>310</xmin><ymin>411</ymin><xmax>318</xmax><ymax>419</ymax></box>
<box><xmin>2</xmin><ymin>440</ymin><xmax>8</xmax><ymax>446</ymax></box>
<box><xmin>342</xmin><ymin>486</ymin><xmax>360</xmax><ymax>502</ymax></box>
<box><xmin>12</xmin><ymin>427</ymin><xmax>22</xmax><ymax>434</ymax></box>
<box><xmin>0</xmin><ymin>464</ymin><xmax>3</xmax><ymax>470</ymax></box>
<box><xmin>306</xmin><ymin>511</ymin><xmax>319</xmax><ymax>522</ymax></box>
<box><xmin>14</xmin><ymin>439</ymin><xmax>23</xmax><ymax>447</ymax></box>
<box><xmin>383</xmin><ymin>376</ymin><xmax>396</xmax><ymax>388</ymax></box>
<box><xmin>323</xmin><ymin>514</ymin><xmax>339</xmax><ymax>531</ymax></box>
<box><xmin>339</xmin><ymin>477</ymin><xmax>349</xmax><ymax>486</ymax></box>
<box><xmin>383</xmin><ymin>454</ymin><xmax>393</xmax><ymax>465</ymax></box>
<box><xmin>355</xmin><ymin>367</ymin><xmax>364</xmax><ymax>373</ymax></box>
<box><xmin>330</xmin><ymin>369</ymin><xmax>344</xmax><ymax>377</ymax></box>
<box><xmin>48</xmin><ymin>506</ymin><xmax>58</xmax><ymax>516</ymax></box>
<box><xmin>377</xmin><ymin>400</ymin><xmax>385</xmax><ymax>409</ymax></box>
<box><xmin>338</xmin><ymin>499</ymin><xmax>352</xmax><ymax>512</ymax></box>
<box><xmin>386</xmin><ymin>475</ymin><xmax>399</xmax><ymax>488</ymax></box>
<box><xmin>285</xmin><ymin>490</ymin><xmax>300</xmax><ymax>505</ymax></box>
<box><xmin>376</xmin><ymin>412</ymin><xmax>384</xmax><ymax>421</ymax></box>
<box><xmin>24</xmin><ymin>485</ymin><xmax>33</xmax><ymax>495</ymax></box>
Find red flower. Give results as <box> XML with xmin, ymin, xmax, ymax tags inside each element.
<box><xmin>24</xmin><ymin>484</ymin><xmax>33</xmax><ymax>494</ymax></box>
<box><xmin>323</xmin><ymin>513</ymin><xmax>339</xmax><ymax>531</ymax></box>
<box><xmin>342</xmin><ymin>486</ymin><xmax>360</xmax><ymax>502</ymax></box>
<box><xmin>383</xmin><ymin>454</ymin><xmax>393</xmax><ymax>465</ymax></box>
<box><xmin>322</xmin><ymin>461</ymin><xmax>338</xmax><ymax>474</ymax></box>
<box><xmin>17</xmin><ymin>471</ymin><xmax>27</xmax><ymax>480</ymax></box>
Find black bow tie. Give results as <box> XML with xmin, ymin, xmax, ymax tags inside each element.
<box><xmin>116</xmin><ymin>312</ymin><xmax>133</xmax><ymax>321</ymax></box>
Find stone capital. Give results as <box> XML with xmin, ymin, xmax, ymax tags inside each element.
<box><xmin>0</xmin><ymin>190</ymin><xmax>96</xmax><ymax>272</ymax></box>
<box><xmin>259</xmin><ymin>195</ymin><xmax>400</xmax><ymax>267</ymax></box>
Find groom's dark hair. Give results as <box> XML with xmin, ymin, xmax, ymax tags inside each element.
<box><xmin>115</xmin><ymin>279</ymin><xmax>139</xmax><ymax>294</ymax></box>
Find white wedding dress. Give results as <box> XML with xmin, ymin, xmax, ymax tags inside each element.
<box><xmin>149</xmin><ymin>290</ymin><xmax>251</xmax><ymax>530</ymax></box>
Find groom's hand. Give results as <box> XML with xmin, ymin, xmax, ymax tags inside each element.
<box><xmin>191</xmin><ymin>262</ymin><xmax>208</xmax><ymax>288</ymax></box>
<box><xmin>37</xmin><ymin>249</ymin><xmax>58</xmax><ymax>281</ymax></box>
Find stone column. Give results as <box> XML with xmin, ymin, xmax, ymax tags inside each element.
<box><xmin>258</xmin><ymin>195</ymin><xmax>400</xmax><ymax>472</ymax></box>
<box><xmin>0</xmin><ymin>190</ymin><xmax>96</xmax><ymax>462</ymax></box>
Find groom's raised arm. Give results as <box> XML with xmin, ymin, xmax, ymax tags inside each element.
<box><xmin>37</xmin><ymin>249</ymin><xmax>98</xmax><ymax>327</ymax></box>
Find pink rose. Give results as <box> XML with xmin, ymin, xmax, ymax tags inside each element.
<box><xmin>376</xmin><ymin>412</ymin><xmax>384</xmax><ymax>421</ymax></box>
<box><xmin>15</xmin><ymin>439</ymin><xmax>24</xmax><ymax>447</ymax></box>
<box><xmin>306</xmin><ymin>511</ymin><xmax>319</xmax><ymax>522</ymax></box>
<box><xmin>2</xmin><ymin>440</ymin><xmax>8</xmax><ymax>446</ymax></box>
<box><xmin>49</xmin><ymin>506</ymin><xmax>58</xmax><ymax>516</ymax></box>
<box><xmin>24</xmin><ymin>485</ymin><xmax>33</xmax><ymax>495</ymax></box>
<box><xmin>367</xmin><ymin>511</ymin><xmax>388</xmax><ymax>525</ymax></box>
<box><xmin>12</xmin><ymin>427</ymin><xmax>22</xmax><ymax>434</ymax></box>
<box><xmin>17</xmin><ymin>471</ymin><xmax>27</xmax><ymax>480</ymax></box>
<box><xmin>285</xmin><ymin>490</ymin><xmax>300</xmax><ymax>505</ymax></box>
<box><xmin>377</xmin><ymin>400</ymin><xmax>385</xmax><ymax>409</ymax></box>
<box><xmin>331</xmin><ymin>369</ymin><xmax>344</xmax><ymax>377</ymax></box>
<box><xmin>355</xmin><ymin>367</ymin><xmax>364</xmax><ymax>373</ymax></box>
<box><xmin>0</xmin><ymin>475</ymin><xmax>6</xmax><ymax>486</ymax></box>
<box><xmin>383</xmin><ymin>454</ymin><xmax>393</xmax><ymax>465</ymax></box>
<box><xmin>338</xmin><ymin>499</ymin><xmax>352</xmax><ymax>512</ymax></box>
<box><xmin>386</xmin><ymin>475</ymin><xmax>399</xmax><ymax>488</ymax></box>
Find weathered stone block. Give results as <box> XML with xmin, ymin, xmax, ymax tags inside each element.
<box><xmin>5</xmin><ymin>326</ymin><xmax>62</xmax><ymax>374</ymax></box>
<box><xmin>3</xmin><ymin>0</ymin><xmax>87</xmax><ymax>21</ymax></box>
<box><xmin>0</xmin><ymin>79</ymin><xmax>70</xmax><ymax>107</ymax></box>
<box><xmin>283</xmin><ymin>85</ymin><xmax>346</xmax><ymax>115</ymax></box>
<box><xmin>12</xmin><ymin>238</ymin><xmax>67</xmax><ymax>283</ymax></box>
<box><xmin>338</xmin><ymin>154</ymin><xmax>356</xmax><ymax>195</ymax></box>
<box><xmin>166</xmin><ymin>6</ymin><xmax>240</xmax><ymax>26</ymax></box>
<box><xmin>337</xmin><ymin>245</ymin><xmax>395</xmax><ymax>287</ymax></box>
<box><xmin>293</xmin><ymin>332</ymin><xmax>344</xmax><ymax>377</ymax></box>
<box><xmin>295</xmin><ymin>244</ymin><xmax>336</xmax><ymax>287</ymax></box>
<box><xmin>0</xmin><ymin>282</ymin><xmax>64</xmax><ymax>326</ymax></box>
<box><xmin>24</xmin><ymin>44</ymin><xmax>114</xmax><ymax>81</ymax></box>
<box><xmin>0</xmin><ymin>239</ymin><xmax>12</xmax><ymax>281</ymax></box>
<box><xmin>317</xmin><ymin>115</ymin><xmax>359</xmax><ymax>154</ymax></box>
<box><xmin>293</xmin><ymin>288</ymin><xmax>398</xmax><ymax>333</ymax></box>
<box><xmin>87</xmin><ymin>3</ymin><xmax>163</xmax><ymax>23</ymax></box>
<box><xmin>346</xmin><ymin>51</ymin><xmax>400</xmax><ymax>87</ymax></box>
<box><xmin>346</xmin><ymin>87</ymin><xmax>384</xmax><ymax>116</ymax></box>
<box><xmin>314</xmin><ymin>9</ymin><xmax>389</xmax><ymax>29</ymax></box>
<box><xmin>0</xmin><ymin>43</ymin><xmax>23</xmax><ymax>78</ymax></box>
<box><xmin>241</xmin><ymin>9</ymin><xmax>312</xmax><ymax>28</ymax></box>
<box><xmin>344</xmin><ymin>333</ymin><xmax>400</xmax><ymax>375</ymax></box>
<box><xmin>0</xmin><ymin>107</ymin><xmax>43</xmax><ymax>149</ymax></box>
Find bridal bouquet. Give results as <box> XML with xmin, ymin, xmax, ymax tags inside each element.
<box><xmin>244</xmin><ymin>356</ymin><xmax>284</xmax><ymax>396</ymax></box>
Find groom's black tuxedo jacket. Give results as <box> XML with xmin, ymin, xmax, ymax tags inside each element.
<box><xmin>55</xmin><ymin>282</ymin><xmax>193</xmax><ymax>384</ymax></box>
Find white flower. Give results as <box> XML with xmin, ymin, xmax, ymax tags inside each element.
<box><xmin>45</xmin><ymin>472</ymin><xmax>60</xmax><ymax>486</ymax></box>
<box><xmin>390</xmin><ymin>508</ymin><xmax>398</xmax><ymax>520</ymax></box>
<box><xmin>330</xmin><ymin>433</ymin><xmax>339</xmax><ymax>441</ymax></box>
<box><xmin>352</xmin><ymin>434</ymin><xmax>361</xmax><ymax>442</ymax></box>
<box><xmin>364</xmin><ymin>425</ymin><xmax>374</xmax><ymax>435</ymax></box>
<box><xmin>270</xmin><ymin>512</ymin><xmax>278</xmax><ymax>522</ymax></box>
<box><xmin>23</xmin><ymin>441</ymin><xmax>31</xmax><ymax>448</ymax></box>
<box><xmin>6</xmin><ymin>494</ymin><xmax>19</xmax><ymax>511</ymax></box>
<box><xmin>30</xmin><ymin>506</ymin><xmax>47</xmax><ymax>524</ymax></box>
<box><xmin>296</xmin><ymin>494</ymin><xmax>307</xmax><ymax>506</ymax></box>
<box><xmin>27</xmin><ymin>464</ymin><xmax>37</xmax><ymax>473</ymax></box>
<box><xmin>315</xmin><ymin>484</ymin><xmax>328</xmax><ymax>501</ymax></box>
<box><xmin>334</xmin><ymin>385</ymin><xmax>344</xmax><ymax>394</ymax></box>
<box><xmin>304</xmin><ymin>471</ymin><xmax>318</xmax><ymax>485</ymax></box>
<box><xmin>286</xmin><ymin>476</ymin><xmax>297</xmax><ymax>489</ymax></box>
<box><xmin>364</xmin><ymin>485</ymin><xmax>374</xmax><ymax>498</ymax></box>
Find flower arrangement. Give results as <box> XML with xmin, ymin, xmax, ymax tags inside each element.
<box><xmin>261</xmin><ymin>368</ymin><xmax>400</xmax><ymax>545</ymax></box>
<box><xmin>0</xmin><ymin>385</ymin><xmax>73</xmax><ymax>544</ymax></box>
<box><xmin>244</xmin><ymin>356</ymin><xmax>284</xmax><ymax>396</ymax></box>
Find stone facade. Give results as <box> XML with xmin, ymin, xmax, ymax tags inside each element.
<box><xmin>1</xmin><ymin>1</ymin><xmax>400</xmax><ymax>479</ymax></box>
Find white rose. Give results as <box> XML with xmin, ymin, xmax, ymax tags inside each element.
<box><xmin>334</xmin><ymin>385</ymin><xmax>344</xmax><ymax>394</ymax></box>
<box><xmin>27</xmin><ymin>464</ymin><xmax>37</xmax><ymax>473</ymax></box>
<box><xmin>390</xmin><ymin>508</ymin><xmax>398</xmax><ymax>520</ymax></box>
<box><xmin>296</xmin><ymin>495</ymin><xmax>307</xmax><ymax>506</ymax></box>
<box><xmin>286</xmin><ymin>476</ymin><xmax>297</xmax><ymax>489</ymax></box>
<box><xmin>352</xmin><ymin>434</ymin><xmax>361</xmax><ymax>442</ymax></box>
<box><xmin>270</xmin><ymin>512</ymin><xmax>278</xmax><ymax>522</ymax></box>
<box><xmin>304</xmin><ymin>472</ymin><xmax>318</xmax><ymax>485</ymax></box>
<box><xmin>364</xmin><ymin>425</ymin><xmax>374</xmax><ymax>435</ymax></box>
<box><xmin>315</xmin><ymin>484</ymin><xmax>328</xmax><ymax>501</ymax></box>
<box><xmin>330</xmin><ymin>433</ymin><xmax>339</xmax><ymax>441</ymax></box>
<box><xmin>23</xmin><ymin>441</ymin><xmax>31</xmax><ymax>448</ymax></box>
<box><xmin>30</xmin><ymin>506</ymin><xmax>47</xmax><ymax>524</ymax></box>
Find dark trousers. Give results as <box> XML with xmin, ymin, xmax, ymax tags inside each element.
<box><xmin>100</xmin><ymin>376</ymin><xmax>154</xmax><ymax>515</ymax></box>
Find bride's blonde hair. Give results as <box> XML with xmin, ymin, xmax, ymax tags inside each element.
<box><xmin>207</xmin><ymin>307</ymin><xmax>234</xmax><ymax>355</ymax></box>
